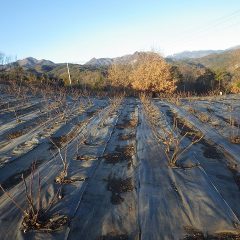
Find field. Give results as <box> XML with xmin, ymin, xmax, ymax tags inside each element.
<box><xmin>0</xmin><ymin>85</ymin><xmax>240</xmax><ymax>239</ymax></box>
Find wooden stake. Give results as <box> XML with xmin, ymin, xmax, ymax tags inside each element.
<box><xmin>67</xmin><ymin>63</ymin><xmax>72</xmax><ymax>85</ymax></box>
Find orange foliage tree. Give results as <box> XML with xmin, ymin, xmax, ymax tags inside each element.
<box><xmin>231</xmin><ymin>78</ymin><xmax>240</xmax><ymax>93</ymax></box>
<box><xmin>130</xmin><ymin>52</ymin><xmax>177</xmax><ymax>93</ymax></box>
<box><xmin>107</xmin><ymin>52</ymin><xmax>177</xmax><ymax>94</ymax></box>
<box><xmin>107</xmin><ymin>63</ymin><xmax>132</xmax><ymax>89</ymax></box>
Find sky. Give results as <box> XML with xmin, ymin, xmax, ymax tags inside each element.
<box><xmin>1</xmin><ymin>0</ymin><xmax>240</xmax><ymax>63</ymax></box>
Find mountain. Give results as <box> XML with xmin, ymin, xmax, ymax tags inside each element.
<box><xmin>185</xmin><ymin>48</ymin><xmax>240</xmax><ymax>73</ymax></box>
<box><xmin>169</xmin><ymin>47</ymin><xmax>240</xmax><ymax>93</ymax></box>
<box><xmin>85</xmin><ymin>57</ymin><xmax>113</xmax><ymax>67</ymax></box>
<box><xmin>4</xmin><ymin>45</ymin><xmax>239</xmax><ymax>88</ymax></box>
<box><xmin>227</xmin><ymin>45</ymin><xmax>240</xmax><ymax>51</ymax></box>
<box><xmin>167</xmin><ymin>50</ymin><xmax>224</xmax><ymax>60</ymax></box>
<box><xmin>167</xmin><ymin>45</ymin><xmax>240</xmax><ymax>61</ymax></box>
<box><xmin>16</xmin><ymin>57</ymin><xmax>57</xmax><ymax>73</ymax></box>
<box><xmin>13</xmin><ymin>45</ymin><xmax>240</xmax><ymax>73</ymax></box>
<box><xmin>17</xmin><ymin>57</ymin><xmax>55</xmax><ymax>68</ymax></box>
<box><xmin>84</xmin><ymin>51</ymin><xmax>145</xmax><ymax>67</ymax></box>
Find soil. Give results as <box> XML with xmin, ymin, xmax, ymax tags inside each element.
<box><xmin>107</xmin><ymin>177</ymin><xmax>134</xmax><ymax>205</ymax></box>
<box><xmin>104</xmin><ymin>144</ymin><xmax>134</xmax><ymax>167</ymax></box>
<box><xmin>97</xmin><ymin>234</ymin><xmax>129</xmax><ymax>240</ymax></box>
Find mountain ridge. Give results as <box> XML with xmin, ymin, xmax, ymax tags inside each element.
<box><xmin>7</xmin><ymin>44</ymin><xmax>240</xmax><ymax>69</ymax></box>
<box><xmin>84</xmin><ymin>51</ymin><xmax>145</xmax><ymax>67</ymax></box>
<box><xmin>167</xmin><ymin>50</ymin><xmax>224</xmax><ymax>60</ymax></box>
<box><xmin>17</xmin><ymin>57</ymin><xmax>55</xmax><ymax>68</ymax></box>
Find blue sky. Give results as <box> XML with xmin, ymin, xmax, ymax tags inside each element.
<box><xmin>1</xmin><ymin>0</ymin><xmax>240</xmax><ymax>63</ymax></box>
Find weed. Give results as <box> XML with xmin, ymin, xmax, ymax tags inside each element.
<box><xmin>198</xmin><ymin>112</ymin><xmax>210</xmax><ymax>123</ymax></box>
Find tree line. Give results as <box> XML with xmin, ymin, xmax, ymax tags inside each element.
<box><xmin>1</xmin><ymin>51</ymin><xmax>240</xmax><ymax>94</ymax></box>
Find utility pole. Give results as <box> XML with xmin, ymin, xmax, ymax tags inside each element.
<box><xmin>67</xmin><ymin>62</ymin><xmax>72</xmax><ymax>85</ymax></box>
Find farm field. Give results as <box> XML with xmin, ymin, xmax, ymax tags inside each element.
<box><xmin>0</xmin><ymin>86</ymin><xmax>240</xmax><ymax>239</ymax></box>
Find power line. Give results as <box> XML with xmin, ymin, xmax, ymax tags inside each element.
<box><xmin>167</xmin><ymin>9</ymin><xmax>240</xmax><ymax>51</ymax></box>
<box><xmin>176</xmin><ymin>19</ymin><xmax>240</xmax><ymax>50</ymax></box>
<box><xmin>177</xmin><ymin>9</ymin><xmax>240</xmax><ymax>38</ymax></box>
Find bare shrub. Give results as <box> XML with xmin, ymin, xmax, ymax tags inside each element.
<box><xmin>228</xmin><ymin>105</ymin><xmax>240</xmax><ymax>144</ymax></box>
<box><xmin>50</xmin><ymin>140</ymin><xmax>71</xmax><ymax>184</ymax></box>
<box><xmin>0</xmin><ymin>163</ymin><xmax>67</xmax><ymax>233</ymax></box>
<box><xmin>51</xmin><ymin>141</ymin><xmax>86</xmax><ymax>185</ymax></box>
<box><xmin>162</xmin><ymin>119</ymin><xmax>203</xmax><ymax>167</ymax></box>
<box><xmin>167</xmin><ymin>94</ymin><xmax>182</xmax><ymax>106</ymax></box>
<box><xmin>140</xmin><ymin>94</ymin><xmax>203</xmax><ymax>167</ymax></box>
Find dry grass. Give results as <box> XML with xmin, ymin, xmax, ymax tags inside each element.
<box><xmin>187</xmin><ymin>107</ymin><xmax>197</xmax><ymax>115</ymax></box>
<box><xmin>75</xmin><ymin>155</ymin><xmax>97</xmax><ymax>161</ymax></box>
<box><xmin>229</xmin><ymin>135</ymin><xmax>240</xmax><ymax>144</ymax></box>
<box><xmin>227</xmin><ymin>105</ymin><xmax>240</xmax><ymax>144</ymax></box>
<box><xmin>7</xmin><ymin>130</ymin><xmax>24</xmax><ymax>139</ymax></box>
<box><xmin>98</xmin><ymin>95</ymin><xmax>124</xmax><ymax>128</ymax></box>
<box><xmin>198</xmin><ymin>112</ymin><xmax>210</xmax><ymax>123</ymax></box>
<box><xmin>183</xmin><ymin>226</ymin><xmax>240</xmax><ymax>239</ymax></box>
